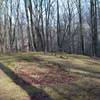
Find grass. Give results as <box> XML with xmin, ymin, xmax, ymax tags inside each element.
<box><xmin>0</xmin><ymin>52</ymin><xmax>100</xmax><ymax>100</ymax></box>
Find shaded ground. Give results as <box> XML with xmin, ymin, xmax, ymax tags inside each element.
<box><xmin>0</xmin><ymin>52</ymin><xmax>100</xmax><ymax>100</ymax></box>
<box><xmin>0</xmin><ymin>63</ymin><xmax>52</xmax><ymax>100</ymax></box>
<box><xmin>16</xmin><ymin>62</ymin><xmax>77</xmax><ymax>85</ymax></box>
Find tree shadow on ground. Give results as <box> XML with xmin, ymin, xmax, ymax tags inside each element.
<box><xmin>51</xmin><ymin>81</ymin><xmax>100</xmax><ymax>100</ymax></box>
<box><xmin>46</xmin><ymin>61</ymin><xmax>100</xmax><ymax>79</ymax></box>
<box><xmin>16</xmin><ymin>55</ymin><xmax>100</xmax><ymax>79</ymax></box>
<box><xmin>0</xmin><ymin>63</ymin><xmax>52</xmax><ymax>100</ymax></box>
<box><xmin>16</xmin><ymin>56</ymin><xmax>44</xmax><ymax>63</ymax></box>
<box><xmin>16</xmin><ymin>55</ymin><xmax>52</xmax><ymax>69</ymax></box>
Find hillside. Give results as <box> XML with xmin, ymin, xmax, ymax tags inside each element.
<box><xmin>0</xmin><ymin>52</ymin><xmax>100</xmax><ymax>100</ymax></box>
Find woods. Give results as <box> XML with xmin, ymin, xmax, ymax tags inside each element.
<box><xmin>0</xmin><ymin>1</ymin><xmax>100</xmax><ymax>100</ymax></box>
<box><xmin>0</xmin><ymin>0</ymin><xmax>100</xmax><ymax>56</ymax></box>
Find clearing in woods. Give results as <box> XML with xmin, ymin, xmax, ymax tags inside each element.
<box><xmin>0</xmin><ymin>52</ymin><xmax>100</xmax><ymax>100</ymax></box>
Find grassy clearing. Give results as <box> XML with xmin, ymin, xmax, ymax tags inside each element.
<box><xmin>0</xmin><ymin>52</ymin><xmax>100</xmax><ymax>100</ymax></box>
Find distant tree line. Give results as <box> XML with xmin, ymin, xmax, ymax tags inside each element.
<box><xmin>0</xmin><ymin>0</ymin><xmax>100</xmax><ymax>56</ymax></box>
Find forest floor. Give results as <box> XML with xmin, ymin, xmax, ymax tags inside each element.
<box><xmin>0</xmin><ymin>52</ymin><xmax>100</xmax><ymax>100</ymax></box>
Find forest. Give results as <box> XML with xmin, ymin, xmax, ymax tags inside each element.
<box><xmin>0</xmin><ymin>0</ymin><xmax>100</xmax><ymax>100</ymax></box>
<box><xmin>0</xmin><ymin>0</ymin><xmax>99</xmax><ymax>56</ymax></box>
